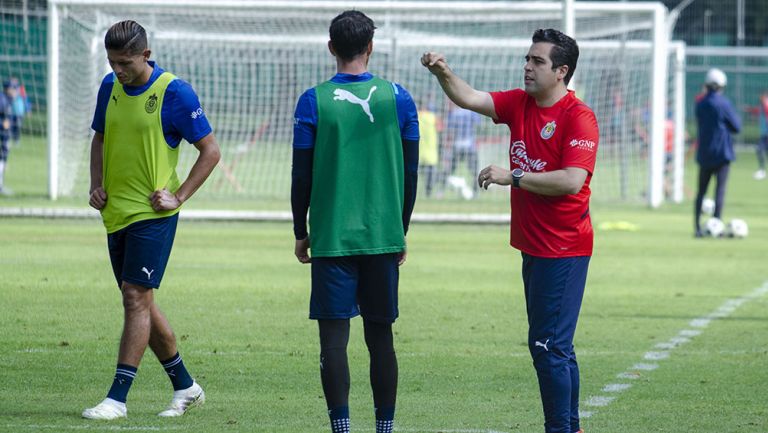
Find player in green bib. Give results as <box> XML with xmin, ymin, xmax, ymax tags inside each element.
<box><xmin>291</xmin><ymin>10</ymin><xmax>419</xmax><ymax>433</ymax></box>
<box><xmin>82</xmin><ymin>21</ymin><xmax>221</xmax><ymax>421</ymax></box>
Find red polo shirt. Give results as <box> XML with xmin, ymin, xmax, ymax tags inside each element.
<box><xmin>490</xmin><ymin>89</ymin><xmax>599</xmax><ymax>257</ymax></box>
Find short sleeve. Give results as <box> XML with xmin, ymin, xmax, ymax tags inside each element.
<box><xmin>165</xmin><ymin>79</ymin><xmax>213</xmax><ymax>144</ymax></box>
<box><xmin>91</xmin><ymin>74</ymin><xmax>114</xmax><ymax>133</ymax></box>
<box><xmin>293</xmin><ymin>88</ymin><xmax>317</xmax><ymax>149</ymax></box>
<box><xmin>393</xmin><ymin>83</ymin><xmax>419</xmax><ymax>141</ymax></box>
<box><xmin>562</xmin><ymin>106</ymin><xmax>599</xmax><ymax>174</ymax></box>
<box><xmin>490</xmin><ymin>89</ymin><xmax>526</xmax><ymax>125</ymax></box>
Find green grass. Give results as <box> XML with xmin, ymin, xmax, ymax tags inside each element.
<box><xmin>1</xmin><ymin>137</ymin><xmax>767</xmax><ymax>432</ymax></box>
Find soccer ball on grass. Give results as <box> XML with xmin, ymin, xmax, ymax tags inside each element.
<box><xmin>703</xmin><ymin>217</ymin><xmax>725</xmax><ymax>238</ymax></box>
<box><xmin>725</xmin><ymin>218</ymin><xmax>748</xmax><ymax>238</ymax></box>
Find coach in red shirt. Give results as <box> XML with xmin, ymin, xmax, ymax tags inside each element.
<box><xmin>423</xmin><ymin>29</ymin><xmax>598</xmax><ymax>433</ymax></box>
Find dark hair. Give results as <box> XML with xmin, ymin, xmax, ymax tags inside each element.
<box><xmin>532</xmin><ymin>28</ymin><xmax>579</xmax><ymax>85</ymax></box>
<box><xmin>104</xmin><ymin>20</ymin><xmax>147</xmax><ymax>54</ymax></box>
<box><xmin>329</xmin><ymin>10</ymin><xmax>376</xmax><ymax>61</ymax></box>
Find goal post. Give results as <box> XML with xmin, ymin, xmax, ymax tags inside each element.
<box><xmin>47</xmin><ymin>0</ymin><xmax>677</xmax><ymax>212</ymax></box>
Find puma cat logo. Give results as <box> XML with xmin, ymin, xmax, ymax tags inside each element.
<box><xmin>141</xmin><ymin>267</ymin><xmax>154</xmax><ymax>280</ymax></box>
<box><xmin>112</xmin><ymin>95</ymin><xmax>118</xmax><ymax>105</ymax></box>
<box><xmin>535</xmin><ymin>339</ymin><xmax>550</xmax><ymax>351</ymax></box>
<box><xmin>333</xmin><ymin>86</ymin><xmax>377</xmax><ymax>123</ymax></box>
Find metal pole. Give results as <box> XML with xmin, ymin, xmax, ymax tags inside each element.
<box><xmin>649</xmin><ymin>3</ymin><xmax>668</xmax><ymax>208</ymax></box>
<box><xmin>673</xmin><ymin>43</ymin><xmax>686</xmax><ymax>203</ymax></box>
<box><xmin>47</xmin><ymin>0</ymin><xmax>60</xmax><ymax>200</ymax></box>
<box><xmin>562</xmin><ymin>0</ymin><xmax>576</xmax><ymax>89</ymax></box>
<box><xmin>736</xmin><ymin>0</ymin><xmax>744</xmax><ymax>122</ymax></box>
<box><xmin>562</xmin><ymin>0</ymin><xmax>575</xmax><ymax>36</ymax></box>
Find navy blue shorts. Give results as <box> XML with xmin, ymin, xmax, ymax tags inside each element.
<box><xmin>310</xmin><ymin>253</ymin><xmax>400</xmax><ymax>323</ymax></box>
<box><xmin>107</xmin><ymin>214</ymin><xmax>179</xmax><ymax>289</ymax></box>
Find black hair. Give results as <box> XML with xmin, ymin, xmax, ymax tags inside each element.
<box><xmin>329</xmin><ymin>10</ymin><xmax>376</xmax><ymax>61</ymax></box>
<box><xmin>532</xmin><ymin>28</ymin><xmax>579</xmax><ymax>85</ymax></box>
<box><xmin>104</xmin><ymin>20</ymin><xmax>147</xmax><ymax>54</ymax></box>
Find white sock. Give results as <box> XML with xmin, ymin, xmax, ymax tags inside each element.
<box><xmin>0</xmin><ymin>160</ymin><xmax>5</xmax><ymax>189</ymax></box>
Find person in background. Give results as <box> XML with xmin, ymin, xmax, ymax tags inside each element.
<box><xmin>8</xmin><ymin>78</ymin><xmax>29</xmax><ymax>146</ymax></box>
<box><xmin>418</xmin><ymin>100</ymin><xmax>441</xmax><ymax>197</ymax></box>
<box><xmin>694</xmin><ymin>68</ymin><xmax>741</xmax><ymax>237</ymax></box>
<box><xmin>0</xmin><ymin>81</ymin><xmax>13</xmax><ymax>195</ymax></box>
<box><xmin>754</xmin><ymin>91</ymin><xmax>768</xmax><ymax>180</ymax></box>
<box><xmin>445</xmin><ymin>100</ymin><xmax>482</xmax><ymax>198</ymax></box>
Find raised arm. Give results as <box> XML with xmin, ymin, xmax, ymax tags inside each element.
<box><xmin>421</xmin><ymin>52</ymin><xmax>497</xmax><ymax>119</ymax></box>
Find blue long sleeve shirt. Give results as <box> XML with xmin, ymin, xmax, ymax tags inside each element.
<box><xmin>695</xmin><ymin>90</ymin><xmax>741</xmax><ymax>169</ymax></box>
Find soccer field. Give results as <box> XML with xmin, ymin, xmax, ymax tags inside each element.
<box><xmin>1</xmin><ymin>144</ymin><xmax>767</xmax><ymax>432</ymax></box>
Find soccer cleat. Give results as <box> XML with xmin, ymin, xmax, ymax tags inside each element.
<box><xmin>157</xmin><ymin>381</ymin><xmax>205</xmax><ymax>417</ymax></box>
<box><xmin>82</xmin><ymin>398</ymin><xmax>127</xmax><ymax>420</ymax></box>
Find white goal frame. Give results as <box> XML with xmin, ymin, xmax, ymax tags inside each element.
<box><xmin>48</xmin><ymin>0</ymin><xmax>673</xmax><ymax>210</ymax></box>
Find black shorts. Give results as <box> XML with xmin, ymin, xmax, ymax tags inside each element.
<box><xmin>107</xmin><ymin>214</ymin><xmax>179</xmax><ymax>289</ymax></box>
<box><xmin>310</xmin><ymin>253</ymin><xmax>400</xmax><ymax>323</ymax></box>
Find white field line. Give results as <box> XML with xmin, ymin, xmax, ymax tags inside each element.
<box><xmin>580</xmin><ymin>280</ymin><xmax>768</xmax><ymax>419</ymax></box>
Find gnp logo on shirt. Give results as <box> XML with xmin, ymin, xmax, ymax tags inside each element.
<box><xmin>540</xmin><ymin>121</ymin><xmax>556</xmax><ymax>139</ymax></box>
<box><xmin>569</xmin><ymin>139</ymin><xmax>596</xmax><ymax>151</ymax></box>
<box><xmin>190</xmin><ymin>107</ymin><xmax>205</xmax><ymax>119</ymax></box>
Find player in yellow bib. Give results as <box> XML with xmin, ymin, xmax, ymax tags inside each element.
<box><xmin>82</xmin><ymin>20</ymin><xmax>221</xmax><ymax>420</ymax></box>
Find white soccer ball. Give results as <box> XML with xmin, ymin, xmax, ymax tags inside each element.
<box><xmin>726</xmin><ymin>218</ymin><xmax>748</xmax><ymax>238</ymax></box>
<box><xmin>701</xmin><ymin>198</ymin><xmax>715</xmax><ymax>215</ymax></box>
<box><xmin>704</xmin><ymin>217</ymin><xmax>725</xmax><ymax>238</ymax></box>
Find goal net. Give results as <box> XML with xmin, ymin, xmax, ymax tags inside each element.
<box><xmin>49</xmin><ymin>0</ymin><xmax>677</xmax><ymax>213</ymax></box>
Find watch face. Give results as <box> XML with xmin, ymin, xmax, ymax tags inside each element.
<box><xmin>512</xmin><ymin>168</ymin><xmax>524</xmax><ymax>178</ymax></box>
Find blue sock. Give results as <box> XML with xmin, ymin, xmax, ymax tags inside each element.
<box><xmin>375</xmin><ymin>406</ymin><xmax>395</xmax><ymax>433</ymax></box>
<box><xmin>160</xmin><ymin>352</ymin><xmax>194</xmax><ymax>391</ymax></box>
<box><xmin>328</xmin><ymin>406</ymin><xmax>350</xmax><ymax>433</ymax></box>
<box><xmin>106</xmin><ymin>364</ymin><xmax>137</xmax><ymax>403</ymax></box>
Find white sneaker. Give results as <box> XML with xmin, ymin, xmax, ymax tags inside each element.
<box><xmin>82</xmin><ymin>398</ymin><xmax>127</xmax><ymax>420</ymax></box>
<box><xmin>157</xmin><ymin>381</ymin><xmax>205</xmax><ymax>417</ymax></box>
<box><xmin>754</xmin><ymin>169</ymin><xmax>766</xmax><ymax>180</ymax></box>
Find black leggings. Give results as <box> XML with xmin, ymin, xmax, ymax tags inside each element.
<box><xmin>694</xmin><ymin>163</ymin><xmax>730</xmax><ymax>231</ymax></box>
<box><xmin>318</xmin><ymin>319</ymin><xmax>398</xmax><ymax>410</ymax></box>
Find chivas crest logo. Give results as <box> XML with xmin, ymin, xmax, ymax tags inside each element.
<box><xmin>145</xmin><ymin>93</ymin><xmax>158</xmax><ymax>113</ymax></box>
<box><xmin>540</xmin><ymin>121</ymin><xmax>556</xmax><ymax>140</ymax></box>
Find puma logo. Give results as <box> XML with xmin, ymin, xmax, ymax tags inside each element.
<box><xmin>535</xmin><ymin>339</ymin><xmax>550</xmax><ymax>351</ymax></box>
<box><xmin>333</xmin><ymin>86</ymin><xmax>377</xmax><ymax>122</ymax></box>
<box><xmin>112</xmin><ymin>95</ymin><xmax>118</xmax><ymax>105</ymax></box>
<box><xmin>141</xmin><ymin>267</ymin><xmax>154</xmax><ymax>280</ymax></box>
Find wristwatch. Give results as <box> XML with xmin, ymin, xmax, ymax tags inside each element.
<box><xmin>511</xmin><ymin>168</ymin><xmax>525</xmax><ymax>188</ymax></box>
